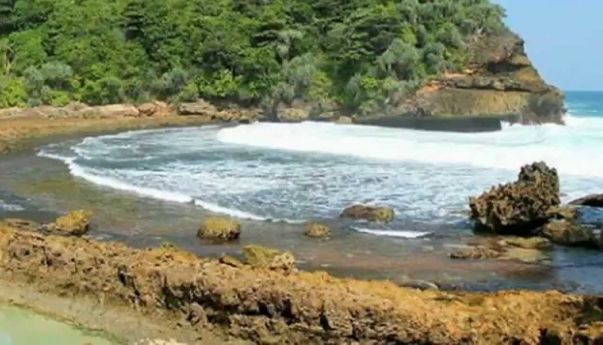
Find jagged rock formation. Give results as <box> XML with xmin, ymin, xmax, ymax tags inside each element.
<box><xmin>470</xmin><ymin>162</ymin><xmax>561</xmax><ymax>234</ymax></box>
<box><xmin>411</xmin><ymin>32</ymin><xmax>565</xmax><ymax>123</ymax></box>
<box><xmin>0</xmin><ymin>223</ymin><xmax>602</xmax><ymax>344</ymax></box>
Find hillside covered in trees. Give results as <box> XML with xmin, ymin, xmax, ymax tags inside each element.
<box><xmin>0</xmin><ymin>0</ymin><xmax>509</xmax><ymax>115</ymax></box>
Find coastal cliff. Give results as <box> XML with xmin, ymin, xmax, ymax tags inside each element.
<box><xmin>411</xmin><ymin>31</ymin><xmax>565</xmax><ymax>123</ymax></box>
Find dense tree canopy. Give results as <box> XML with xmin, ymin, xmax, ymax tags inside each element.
<box><xmin>0</xmin><ymin>0</ymin><xmax>506</xmax><ymax>114</ymax></box>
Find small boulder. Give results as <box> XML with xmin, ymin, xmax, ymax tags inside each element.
<box><xmin>49</xmin><ymin>210</ymin><xmax>93</xmax><ymax>236</ymax></box>
<box><xmin>197</xmin><ymin>217</ymin><xmax>241</xmax><ymax>241</ymax></box>
<box><xmin>243</xmin><ymin>245</ymin><xmax>296</xmax><ymax>272</ymax></box>
<box><xmin>541</xmin><ymin>219</ymin><xmax>598</xmax><ymax>248</ymax></box>
<box><xmin>569</xmin><ymin>194</ymin><xmax>603</xmax><ymax>208</ymax></box>
<box><xmin>469</xmin><ymin>162</ymin><xmax>560</xmax><ymax>235</ymax></box>
<box><xmin>304</xmin><ymin>222</ymin><xmax>331</xmax><ymax>238</ymax></box>
<box><xmin>341</xmin><ymin>205</ymin><xmax>395</xmax><ymax>223</ymax></box>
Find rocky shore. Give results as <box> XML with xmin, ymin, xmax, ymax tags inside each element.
<box><xmin>0</xmin><ymin>99</ymin><xmax>601</xmax><ymax>344</ymax></box>
<box><xmin>1</xmin><ymin>221</ymin><xmax>602</xmax><ymax>344</ymax></box>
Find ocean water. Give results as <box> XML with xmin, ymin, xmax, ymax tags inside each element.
<box><xmin>38</xmin><ymin>91</ymin><xmax>603</xmax><ymax>238</ymax></box>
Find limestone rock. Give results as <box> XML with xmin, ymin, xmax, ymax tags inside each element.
<box><xmin>178</xmin><ymin>100</ymin><xmax>218</xmax><ymax>116</ymax></box>
<box><xmin>49</xmin><ymin>210</ymin><xmax>93</xmax><ymax>236</ymax></box>
<box><xmin>469</xmin><ymin>162</ymin><xmax>560</xmax><ymax>234</ymax></box>
<box><xmin>449</xmin><ymin>246</ymin><xmax>501</xmax><ymax>260</ymax></box>
<box><xmin>541</xmin><ymin>219</ymin><xmax>598</xmax><ymax>248</ymax></box>
<box><xmin>93</xmin><ymin>104</ymin><xmax>140</xmax><ymax>118</ymax></box>
<box><xmin>335</xmin><ymin>116</ymin><xmax>353</xmax><ymax>124</ymax></box>
<box><xmin>569</xmin><ymin>194</ymin><xmax>603</xmax><ymax>208</ymax></box>
<box><xmin>197</xmin><ymin>217</ymin><xmax>241</xmax><ymax>241</ymax></box>
<box><xmin>547</xmin><ymin>205</ymin><xmax>579</xmax><ymax>221</ymax></box>
<box><xmin>304</xmin><ymin>222</ymin><xmax>331</xmax><ymax>239</ymax></box>
<box><xmin>137</xmin><ymin>101</ymin><xmax>171</xmax><ymax>117</ymax></box>
<box><xmin>340</xmin><ymin>205</ymin><xmax>395</xmax><ymax>223</ymax></box>
<box><xmin>276</xmin><ymin>106</ymin><xmax>310</xmax><ymax>122</ymax></box>
<box><xmin>243</xmin><ymin>245</ymin><xmax>296</xmax><ymax>272</ymax></box>
<box><xmin>498</xmin><ymin>236</ymin><xmax>552</xmax><ymax>250</ymax></box>
<box><xmin>0</xmin><ymin>218</ymin><xmax>42</xmax><ymax>232</ymax></box>
<box><xmin>219</xmin><ymin>255</ymin><xmax>244</xmax><ymax>268</ymax></box>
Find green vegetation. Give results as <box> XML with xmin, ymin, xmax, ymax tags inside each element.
<box><xmin>0</xmin><ymin>0</ymin><xmax>505</xmax><ymax>114</ymax></box>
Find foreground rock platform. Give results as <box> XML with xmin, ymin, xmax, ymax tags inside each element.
<box><xmin>0</xmin><ymin>223</ymin><xmax>601</xmax><ymax>344</ymax></box>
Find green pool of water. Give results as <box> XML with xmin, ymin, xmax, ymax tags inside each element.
<box><xmin>0</xmin><ymin>304</ymin><xmax>113</xmax><ymax>345</ymax></box>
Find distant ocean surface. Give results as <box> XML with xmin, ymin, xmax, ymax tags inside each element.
<box><xmin>36</xmin><ymin>91</ymin><xmax>603</xmax><ymax>237</ymax></box>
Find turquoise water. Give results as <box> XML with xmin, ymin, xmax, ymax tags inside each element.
<box><xmin>0</xmin><ymin>304</ymin><xmax>113</xmax><ymax>345</ymax></box>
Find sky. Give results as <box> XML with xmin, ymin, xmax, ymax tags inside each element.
<box><xmin>494</xmin><ymin>0</ymin><xmax>603</xmax><ymax>91</ymax></box>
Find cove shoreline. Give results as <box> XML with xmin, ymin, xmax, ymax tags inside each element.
<box><xmin>0</xmin><ymin>112</ymin><xmax>601</xmax><ymax>344</ymax></box>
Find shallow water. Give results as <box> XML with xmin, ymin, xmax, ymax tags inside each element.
<box><xmin>0</xmin><ymin>304</ymin><xmax>112</xmax><ymax>345</ymax></box>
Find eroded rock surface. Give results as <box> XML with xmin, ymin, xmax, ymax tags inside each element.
<box><xmin>242</xmin><ymin>245</ymin><xmax>296</xmax><ymax>272</ymax></box>
<box><xmin>541</xmin><ymin>220</ymin><xmax>599</xmax><ymax>249</ymax></box>
<box><xmin>409</xmin><ymin>31</ymin><xmax>565</xmax><ymax>123</ymax></box>
<box><xmin>340</xmin><ymin>205</ymin><xmax>395</xmax><ymax>223</ymax></box>
<box><xmin>304</xmin><ymin>222</ymin><xmax>331</xmax><ymax>239</ymax></box>
<box><xmin>470</xmin><ymin>162</ymin><xmax>560</xmax><ymax>234</ymax></box>
<box><xmin>197</xmin><ymin>217</ymin><xmax>241</xmax><ymax>241</ymax></box>
<box><xmin>0</xmin><ymin>224</ymin><xmax>601</xmax><ymax>344</ymax></box>
<box><xmin>47</xmin><ymin>209</ymin><xmax>93</xmax><ymax>236</ymax></box>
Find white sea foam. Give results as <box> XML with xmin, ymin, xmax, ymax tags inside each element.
<box><xmin>37</xmin><ymin>113</ymin><xmax>603</xmax><ymax>225</ymax></box>
<box><xmin>216</xmin><ymin>115</ymin><xmax>603</xmax><ymax>178</ymax></box>
<box><xmin>38</xmin><ymin>149</ymin><xmax>272</xmax><ymax>221</ymax></box>
<box><xmin>0</xmin><ymin>199</ymin><xmax>24</xmax><ymax>212</ymax></box>
<box><xmin>353</xmin><ymin>228</ymin><xmax>432</xmax><ymax>239</ymax></box>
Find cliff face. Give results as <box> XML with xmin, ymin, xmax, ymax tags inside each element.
<box><xmin>408</xmin><ymin>31</ymin><xmax>565</xmax><ymax>124</ymax></box>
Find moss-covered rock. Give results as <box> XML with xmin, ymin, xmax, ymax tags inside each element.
<box><xmin>197</xmin><ymin>217</ymin><xmax>241</xmax><ymax>241</ymax></box>
<box><xmin>48</xmin><ymin>209</ymin><xmax>93</xmax><ymax>236</ymax></box>
<box><xmin>341</xmin><ymin>205</ymin><xmax>395</xmax><ymax>223</ymax></box>
<box><xmin>304</xmin><ymin>223</ymin><xmax>331</xmax><ymax>239</ymax></box>
<box><xmin>243</xmin><ymin>245</ymin><xmax>296</xmax><ymax>272</ymax></box>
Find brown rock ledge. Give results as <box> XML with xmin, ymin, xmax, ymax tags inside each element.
<box><xmin>0</xmin><ymin>223</ymin><xmax>602</xmax><ymax>344</ymax></box>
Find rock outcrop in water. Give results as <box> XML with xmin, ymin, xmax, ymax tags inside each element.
<box><xmin>47</xmin><ymin>209</ymin><xmax>93</xmax><ymax>237</ymax></box>
<box><xmin>197</xmin><ymin>217</ymin><xmax>241</xmax><ymax>241</ymax></box>
<box><xmin>304</xmin><ymin>222</ymin><xmax>331</xmax><ymax>239</ymax></box>
<box><xmin>470</xmin><ymin>162</ymin><xmax>560</xmax><ymax>234</ymax></box>
<box><xmin>0</xmin><ymin>222</ymin><xmax>602</xmax><ymax>344</ymax></box>
<box><xmin>570</xmin><ymin>194</ymin><xmax>603</xmax><ymax>208</ymax></box>
<box><xmin>340</xmin><ymin>205</ymin><xmax>395</xmax><ymax>223</ymax></box>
